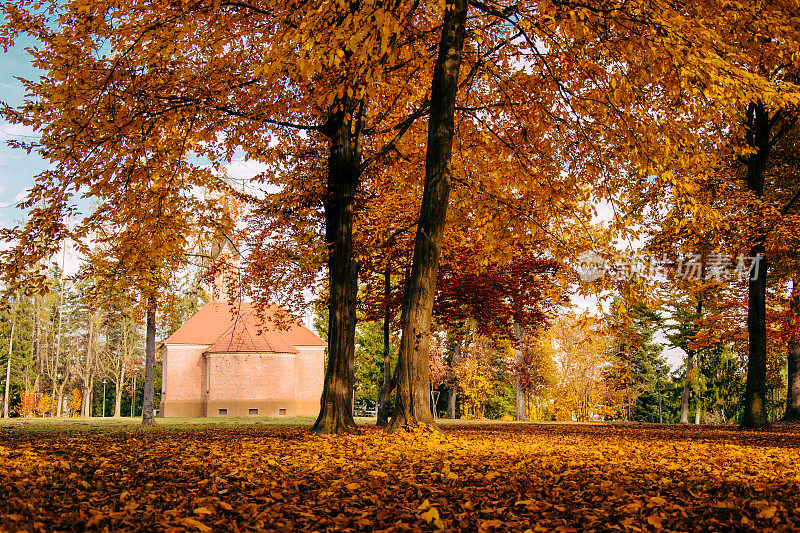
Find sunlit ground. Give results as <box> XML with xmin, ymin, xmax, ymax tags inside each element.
<box><xmin>1</xmin><ymin>419</ymin><xmax>798</xmax><ymax>531</ymax></box>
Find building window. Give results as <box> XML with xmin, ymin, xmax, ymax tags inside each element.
<box><xmin>219</xmin><ymin>408</ymin><xmax>228</xmax><ymax>415</ymax></box>
<box><xmin>249</xmin><ymin>408</ymin><xmax>258</xmax><ymax>415</ymax></box>
<box><xmin>278</xmin><ymin>409</ymin><xmax>286</xmax><ymax>415</ymax></box>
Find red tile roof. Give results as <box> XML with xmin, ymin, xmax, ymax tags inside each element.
<box><xmin>162</xmin><ymin>301</ymin><xmax>325</xmax><ymax>352</ymax></box>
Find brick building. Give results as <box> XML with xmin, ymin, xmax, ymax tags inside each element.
<box><xmin>161</xmin><ymin>301</ymin><xmax>325</xmax><ymax>417</ymax></box>
<box><xmin>159</xmin><ymin>243</ymin><xmax>326</xmax><ymax>417</ymax></box>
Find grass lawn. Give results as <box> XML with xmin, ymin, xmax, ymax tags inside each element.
<box><xmin>0</xmin><ymin>416</ymin><xmax>327</xmax><ymax>432</ymax></box>
<box><xmin>1</xmin><ymin>419</ymin><xmax>798</xmax><ymax>531</ymax></box>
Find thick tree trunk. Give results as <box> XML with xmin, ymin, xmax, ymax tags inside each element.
<box><xmin>141</xmin><ymin>296</ymin><xmax>157</xmax><ymax>426</ymax></box>
<box><xmin>742</xmin><ymin>101</ymin><xmax>771</xmax><ymax>428</ymax></box>
<box><xmin>388</xmin><ymin>0</ymin><xmax>468</xmax><ymax>432</ymax></box>
<box><xmin>313</xmin><ymin>98</ymin><xmax>364</xmax><ymax>435</ymax></box>
<box><xmin>377</xmin><ymin>268</ymin><xmax>394</xmax><ymax>426</ymax></box>
<box><xmin>513</xmin><ymin>322</ymin><xmax>527</xmax><ymax>421</ymax></box>
<box><xmin>784</xmin><ymin>280</ymin><xmax>800</xmax><ymax>421</ymax></box>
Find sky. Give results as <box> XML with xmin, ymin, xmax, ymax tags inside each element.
<box><xmin>0</xmin><ymin>36</ymin><xmax>687</xmax><ymax>369</ymax></box>
<box><xmin>0</xmin><ymin>37</ymin><xmax>47</xmax><ymax>231</ymax></box>
<box><xmin>1</xmin><ymin>37</ymin><xmax>88</xmax><ymax>280</ymax></box>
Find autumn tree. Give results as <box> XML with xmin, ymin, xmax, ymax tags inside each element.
<box><xmin>7</xmin><ymin>0</ymin><xmax>799</xmax><ymax>436</ymax></box>
<box><xmin>510</xmin><ymin>327</ymin><xmax>557</xmax><ymax>421</ymax></box>
<box><xmin>383</xmin><ymin>0</ymin><xmax>798</xmax><ymax>430</ymax></box>
<box><xmin>548</xmin><ymin>313</ymin><xmax>610</xmax><ymax>421</ymax></box>
<box><xmin>385</xmin><ymin>0</ymin><xmax>471</xmax><ymax>430</ymax></box>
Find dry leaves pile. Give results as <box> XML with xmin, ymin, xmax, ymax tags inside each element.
<box><xmin>0</xmin><ymin>423</ymin><xmax>798</xmax><ymax>532</ymax></box>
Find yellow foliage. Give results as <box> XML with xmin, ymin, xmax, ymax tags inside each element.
<box><xmin>18</xmin><ymin>390</ymin><xmax>38</xmax><ymax>418</ymax></box>
<box><xmin>38</xmin><ymin>395</ymin><xmax>51</xmax><ymax>415</ymax></box>
<box><xmin>69</xmin><ymin>389</ymin><xmax>82</xmax><ymax>417</ymax></box>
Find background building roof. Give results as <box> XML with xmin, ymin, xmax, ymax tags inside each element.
<box><xmin>163</xmin><ymin>301</ymin><xmax>325</xmax><ymax>352</ymax></box>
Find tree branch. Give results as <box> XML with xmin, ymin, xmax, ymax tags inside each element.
<box><xmin>359</xmin><ymin>100</ymin><xmax>430</xmax><ymax>172</ymax></box>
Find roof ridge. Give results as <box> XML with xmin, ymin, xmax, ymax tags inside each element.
<box><xmin>203</xmin><ymin>323</ymin><xmax>236</xmax><ymax>354</ymax></box>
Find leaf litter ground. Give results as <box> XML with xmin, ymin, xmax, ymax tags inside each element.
<box><xmin>1</xmin><ymin>423</ymin><xmax>799</xmax><ymax>532</ymax></box>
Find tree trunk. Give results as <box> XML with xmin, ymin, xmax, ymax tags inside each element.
<box><xmin>742</xmin><ymin>100</ymin><xmax>771</xmax><ymax>428</ymax></box>
<box><xmin>448</xmin><ymin>337</ymin><xmax>461</xmax><ymax>420</ymax></box>
<box><xmin>312</xmin><ymin>98</ymin><xmax>364</xmax><ymax>435</ymax></box>
<box><xmin>681</xmin><ymin>298</ymin><xmax>703</xmax><ymax>423</ymax></box>
<box><xmin>3</xmin><ymin>359</ymin><xmax>10</xmax><ymax>418</ymax></box>
<box><xmin>141</xmin><ymin>296</ymin><xmax>157</xmax><ymax>426</ymax></box>
<box><xmin>82</xmin><ymin>314</ymin><xmax>94</xmax><ymax>418</ymax></box>
<box><xmin>88</xmin><ymin>377</ymin><xmax>93</xmax><ymax>417</ymax></box>
<box><xmin>656</xmin><ymin>368</ymin><xmax>663</xmax><ymax>424</ymax></box>
<box><xmin>55</xmin><ymin>377</ymin><xmax>68</xmax><ymax>417</ymax></box>
<box><xmin>680</xmin><ymin>351</ymin><xmax>693</xmax><ymax>424</ymax></box>
<box><xmin>82</xmin><ymin>386</ymin><xmax>91</xmax><ymax>418</ymax></box>
<box><xmin>388</xmin><ymin>0</ymin><xmax>468</xmax><ymax>432</ymax></box>
<box><xmin>347</xmin><ymin>258</ymin><xmax>359</xmax><ymax>412</ymax></box>
<box><xmin>3</xmin><ymin>299</ymin><xmax>13</xmax><ymax>418</ymax></box>
<box><xmin>131</xmin><ymin>374</ymin><xmax>137</xmax><ymax>417</ymax></box>
<box><xmin>377</xmin><ymin>267</ymin><xmax>394</xmax><ymax>426</ymax></box>
<box><xmin>784</xmin><ymin>279</ymin><xmax>800</xmax><ymax>421</ymax></box>
<box><xmin>513</xmin><ymin>322</ymin><xmax>527</xmax><ymax>421</ymax></box>
<box><xmin>114</xmin><ymin>360</ymin><xmax>124</xmax><ymax>418</ymax></box>
<box><xmin>447</xmin><ymin>383</ymin><xmax>457</xmax><ymax>419</ymax></box>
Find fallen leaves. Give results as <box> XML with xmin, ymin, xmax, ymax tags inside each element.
<box><xmin>0</xmin><ymin>423</ymin><xmax>798</xmax><ymax>531</ymax></box>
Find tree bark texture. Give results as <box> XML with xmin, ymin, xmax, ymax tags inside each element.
<box><xmin>388</xmin><ymin>0</ymin><xmax>468</xmax><ymax>432</ymax></box>
<box><xmin>377</xmin><ymin>268</ymin><xmax>393</xmax><ymax>426</ymax></box>
<box><xmin>742</xmin><ymin>101</ymin><xmax>771</xmax><ymax>429</ymax></box>
<box><xmin>784</xmin><ymin>280</ymin><xmax>800</xmax><ymax>421</ymax></box>
<box><xmin>313</xmin><ymin>98</ymin><xmax>364</xmax><ymax>435</ymax></box>
<box><xmin>141</xmin><ymin>296</ymin><xmax>157</xmax><ymax>426</ymax></box>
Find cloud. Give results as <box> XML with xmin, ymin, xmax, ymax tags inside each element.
<box><xmin>225</xmin><ymin>159</ymin><xmax>270</xmax><ymax>182</ymax></box>
<box><xmin>0</xmin><ymin>121</ymin><xmax>37</xmax><ymax>138</ymax></box>
<box><xmin>12</xmin><ymin>187</ymin><xmax>30</xmax><ymax>205</ymax></box>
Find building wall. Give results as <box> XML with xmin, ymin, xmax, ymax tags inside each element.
<box><xmin>294</xmin><ymin>346</ymin><xmax>325</xmax><ymax>402</ymax></box>
<box><xmin>161</xmin><ymin>344</ymin><xmax>325</xmax><ymax>418</ymax></box>
<box><xmin>160</xmin><ymin>344</ymin><xmax>206</xmax><ymax>417</ymax></box>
